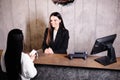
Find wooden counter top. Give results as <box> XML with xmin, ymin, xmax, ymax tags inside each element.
<box><xmin>0</xmin><ymin>49</ymin><xmax>120</xmax><ymax>70</ymax></box>
<box><xmin>34</xmin><ymin>51</ymin><xmax>120</xmax><ymax>70</ymax></box>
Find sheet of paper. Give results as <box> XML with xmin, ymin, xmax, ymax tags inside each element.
<box><xmin>29</xmin><ymin>49</ymin><xmax>37</xmax><ymax>55</ymax></box>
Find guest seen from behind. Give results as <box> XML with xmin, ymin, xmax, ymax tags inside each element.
<box><xmin>1</xmin><ymin>29</ymin><xmax>37</xmax><ymax>80</ymax></box>
<box><xmin>42</xmin><ymin>12</ymin><xmax>69</xmax><ymax>54</ymax></box>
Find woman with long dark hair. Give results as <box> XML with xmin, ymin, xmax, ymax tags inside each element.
<box><xmin>1</xmin><ymin>29</ymin><xmax>37</xmax><ymax>80</ymax></box>
<box><xmin>42</xmin><ymin>12</ymin><xmax>69</xmax><ymax>54</ymax></box>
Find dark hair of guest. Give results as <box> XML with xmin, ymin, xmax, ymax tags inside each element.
<box><xmin>5</xmin><ymin>29</ymin><xmax>23</xmax><ymax>80</ymax></box>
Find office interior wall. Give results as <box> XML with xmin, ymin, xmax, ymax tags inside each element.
<box><xmin>0</xmin><ymin>0</ymin><xmax>120</xmax><ymax>56</ymax></box>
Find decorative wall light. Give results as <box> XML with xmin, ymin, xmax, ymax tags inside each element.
<box><xmin>52</xmin><ymin>0</ymin><xmax>74</xmax><ymax>6</ymax></box>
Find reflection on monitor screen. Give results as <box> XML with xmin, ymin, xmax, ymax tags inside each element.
<box><xmin>91</xmin><ymin>34</ymin><xmax>117</xmax><ymax>66</ymax></box>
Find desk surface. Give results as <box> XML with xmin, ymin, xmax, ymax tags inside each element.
<box><xmin>0</xmin><ymin>50</ymin><xmax>120</xmax><ymax>70</ymax></box>
<box><xmin>34</xmin><ymin>50</ymin><xmax>120</xmax><ymax>70</ymax></box>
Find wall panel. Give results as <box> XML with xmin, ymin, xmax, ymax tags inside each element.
<box><xmin>61</xmin><ymin>2</ymin><xmax>75</xmax><ymax>53</ymax></box>
<box><xmin>0</xmin><ymin>0</ymin><xmax>120</xmax><ymax>56</ymax></box>
<box><xmin>74</xmin><ymin>0</ymin><xmax>97</xmax><ymax>53</ymax></box>
<box><xmin>35</xmin><ymin>0</ymin><xmax>48</xmax><ymax>50</ymax></box>
<box><xmin>11</xmin><ymin>0</ymin><xmax>30</xmax><ymax>51</ymax></box>
<box><xmin>0</xmin><ymin>0</ymin><xmax>13</xmax><ymax>50</ymax></box>
<box><xmin>48</xmin><ymin>0</ymin><xmax>62</xmax><ymax>16</ymax></box>
<box><xmin>115</xmin><ymin>0</ymin><xmax>120</xmax><ymax>57</ymax></box>
<box><xmin>96</xmin><ymin>0</ymin><xmax>118</xmax><ymax>37</ymax></box>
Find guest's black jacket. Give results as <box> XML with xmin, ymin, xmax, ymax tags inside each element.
<box><xmin>42</xmin><ymin>27</ymin><xmax>69</xmax><ymax>54</ymax></box>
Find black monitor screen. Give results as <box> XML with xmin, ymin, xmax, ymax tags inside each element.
<box><xmin>90</xmin><ymin>34</ymin><xmax>117</xmax><ymax>66</ymax></box>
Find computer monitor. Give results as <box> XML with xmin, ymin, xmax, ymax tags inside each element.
<box><xmin>91</xmin><ymin>34</ymin><xmax>117</xmax><ymax>66</ymax></box>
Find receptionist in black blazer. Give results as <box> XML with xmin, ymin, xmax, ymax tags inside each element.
<box><xmin>42</xmin><ymin>12</ymin><xmax>69</xmax><ymax>54</ymax></box>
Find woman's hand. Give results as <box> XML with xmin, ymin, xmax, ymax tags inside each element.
<box><xmin>44</xmin><ymin>47</ymin><xmax>54</xmax><ymax>54</ymax></box>
<box><xmin>29</xmin><ymin>54</ymin><xmax>36</xmax><ymax>61</ymax></box>
<box><xmin>48</xmin><ymin>47</ymin><xmax>54</xmax><ymax>54</ymax></box>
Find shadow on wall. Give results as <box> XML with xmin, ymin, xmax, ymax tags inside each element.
<box><xmin>24</xmin><ymin>19</ymin><xmax>46</xmax><ymax>52</ymax></box>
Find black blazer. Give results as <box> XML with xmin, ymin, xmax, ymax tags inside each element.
<box><xmin>42</xmin><ymin>27</ymin><xmax>69</xmax><ymax>54</ymax></box>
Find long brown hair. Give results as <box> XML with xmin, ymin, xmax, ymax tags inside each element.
<box><xmin>46</xmin><ymin>12</ymin><xmax>65</xmax><ymax>45</ymax></box>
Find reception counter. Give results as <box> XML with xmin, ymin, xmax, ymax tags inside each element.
<box><xmin>34</xmin><ymin>52</ymin><xmax>120</xmax><ymax>70</ymax></box>
<box><xmin>31</xmin><ymin>50</ymin><xmax>120</xmax><ymax>80</ymax></box>
<box><xmin>0</xmin><ymin>50</ymin><xmax>120</xmax><ymax>80</ymax></box>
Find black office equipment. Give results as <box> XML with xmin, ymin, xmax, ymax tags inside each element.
<box><xmin>91</xmin><ymin>34</ymin><xmax>117</xmax><ymax>66</ymax></box>
<box><xmin>68</xmin><ymin>52</ymin><xmax>87</xmax><ymax>60</ymax></box>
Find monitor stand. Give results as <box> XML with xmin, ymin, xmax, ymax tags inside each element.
<box><xmin>95</xmin><ymin>56</ymin><xmax>117</xmax><ymax>66</ymax></box>
<box><xmin>95</xmin><ymin>44</ymin><xmax>117</xmax><ymax>66</ymax></box>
